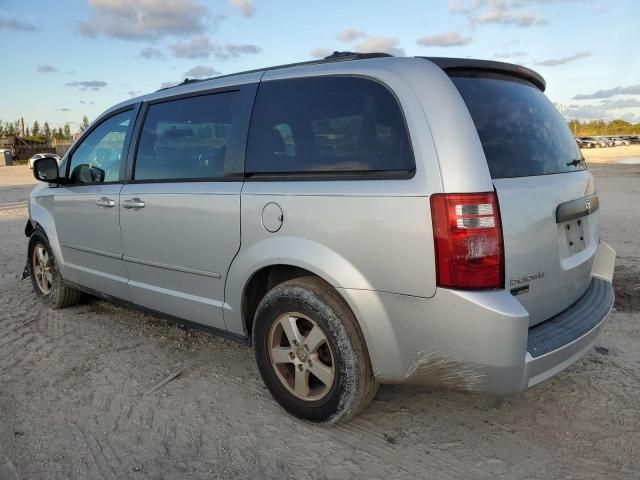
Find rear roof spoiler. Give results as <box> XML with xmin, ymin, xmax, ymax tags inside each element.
<box><xmin>419</xmin><ymin>57</ymin><xmax>546</xmax><ymax>92</ymax></box>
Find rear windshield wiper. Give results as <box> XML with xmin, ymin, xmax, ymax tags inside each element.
<box><xmin>566</xmin><ymin>158</ymin><xmax>585</xmax><ymax>167</ymax></box>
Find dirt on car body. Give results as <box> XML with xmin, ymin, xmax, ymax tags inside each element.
<box><xmin>1</xmin><ymin>164</ymin><xmax>639</xmax><ymax>479</ymax></box>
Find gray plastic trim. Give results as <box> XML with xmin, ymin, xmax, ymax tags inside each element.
<box><xmin>527</xmin><ymin>277</ymin><xmax>614</xmax><ymax>358</ymax></box>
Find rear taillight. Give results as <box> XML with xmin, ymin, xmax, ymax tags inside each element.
<box><xmin>430</xmin><ymin>192</ymin><xmax>504</xmax><ymax>290</ymax></box>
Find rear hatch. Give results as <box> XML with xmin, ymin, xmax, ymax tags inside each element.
<box><xmin>450</xmin><ymin>71</ymin><xmax>597</xmax><ymax>326</ymax></box>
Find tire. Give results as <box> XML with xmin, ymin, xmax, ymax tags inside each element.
<box><xmin>28</xmin><ymin>228</ymin><xmax>81</xmax><ymax>309</ymax></box>
<box><xmin>253</xmin><ymin>276</ymin><xmax>378</xmax><ymax>424</ymax></box>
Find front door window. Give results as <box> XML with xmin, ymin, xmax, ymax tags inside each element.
<box><xmin>67</xmin><ymin>110</ymin><xmax>133</xmax><ymax>184</ymax></box>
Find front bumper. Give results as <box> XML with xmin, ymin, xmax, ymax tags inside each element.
<box><xmin>340</xmin><ymin>241</ymin><xmax>616</xmax><ymax>395</ymax></box>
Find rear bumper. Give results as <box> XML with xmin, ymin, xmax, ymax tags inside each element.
<box><xmin>524</xmin><ymin>276</ymin><xmax>614</xmax><ymax>388</ymax></box>
<box><xmin>340</xmin><ymin>241</ymin><xmax>616</xmax><ymax>395</ymax></box>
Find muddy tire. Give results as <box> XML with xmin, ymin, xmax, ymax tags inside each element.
<box><xmin>28</xmin><ymin>229</ymin><xmax>81</xmax><ymax>309</ymax></box>
<box><xmin>253</xmin><ymin>276</ymin><xmax>378</xmax><ymax>424</ymax></box>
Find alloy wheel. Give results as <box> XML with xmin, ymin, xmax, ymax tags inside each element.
<box><xmin>268</xmin><ymin>312</ymin><xmax>336</xmax><ymax>401</ymax></box>
<box><xmin>32</xmin><ymin>244</ymin><xmax>53</xmax><ymax>295</ymax></box>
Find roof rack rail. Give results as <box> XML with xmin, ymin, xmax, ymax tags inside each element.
<box><xmin>156</xmin><ymin>51</ymin><xmax>394</xmax><ymax>92</ymax></box>
<box><xmin>323</xmin><ymin>51</ymin><xmax>393</xmax><ymax>60</ymax></box>
<box><xmin>156</xmin><ymin>77</ymin><xmax>201</xmax><ymax>92</ymax></box>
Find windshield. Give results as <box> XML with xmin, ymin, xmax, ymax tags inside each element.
<box><xmin>451</xmin><ymin>72</ymin><xmax>586</xmax><ymax>179</ymax></box>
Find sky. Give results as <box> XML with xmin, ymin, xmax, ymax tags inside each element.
<box><xmin>1</xmin><ymin>0</ymin><xmax>639</xmax><ymax>131</ymax></box>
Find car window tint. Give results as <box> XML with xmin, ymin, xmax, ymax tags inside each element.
<box><xmin>134</xmin><ymin>92</ymin><xmax>238</xmax><ymax>181</ymax></box>
<box><xmin>246</xmin><ymin>76</ymin><xmax>414</xmax><ymax>174</ymax></box>
<box><xmin>68</xmin><ymin>110</ymin><xmax>132</xmax><ymax>184</ymax></box>
<box><xmin>451</xmin><ymin>73</ymin><xmax>586</xmax><ymax>179</ymax></box>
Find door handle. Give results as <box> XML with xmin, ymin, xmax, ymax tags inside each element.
<box><xmin>122</xmin><ymin>198</ymin><xmax>145</xmax><ymax>209</ymax></box>
<box><xmin>96</xmin><ymin>197</ymin><xmax>116</xmax><ymax>208</ymax></box>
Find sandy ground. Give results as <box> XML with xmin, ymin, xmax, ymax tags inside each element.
<box><xmin>0</xmin><ymin>163</ymin><xmax>638</xmax><ymax>480</ymax></box>
<box><xmin>582</xmin><ymin>144</ymin><xmax>640</xmax><ymax>163</ymax></box>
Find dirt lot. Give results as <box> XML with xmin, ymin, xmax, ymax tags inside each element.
<box><xmin>582</xmin><ymin>144</ymin><xmax>640</xmax><ymax>163</ymax></box>
<box><xmin>0</xmin><ymin>161</ymin><xmax>638</xmax><ymax>480</ymax></box>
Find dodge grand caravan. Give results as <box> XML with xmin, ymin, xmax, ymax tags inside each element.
<box><xmin>27</xmin><ymin>53</ymin><xmax>616</xmax><ymax>423</ymax></box>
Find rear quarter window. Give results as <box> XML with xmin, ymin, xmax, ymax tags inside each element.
<box><xmin>246</xmin><ymin>76</ymin><xmax>414</xmax><ymax>176</ymax></box>
<box><xmin>451</xmin><ymin>73</ymin><xmax>586</xmax><ymax>179</ymax></box>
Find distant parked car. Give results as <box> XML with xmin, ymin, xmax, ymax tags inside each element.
<box><xmin>28</xmin><ymin>153</ymin><xmax>61</xmax><ymax>169</ymax></box>
<box><xmin>612</xmin><ymin>137</ymin><xmax>631</xmax><ymax>146</ymax></box>
<box><xmin>582</xmin><ymin>136</ymin><xmax>607</xmax><ymax>148</ymax></box>
<box><xmin>577</xmin><ymin>137</ymin><xmax>598</xmax><ymax>149</ymax></box>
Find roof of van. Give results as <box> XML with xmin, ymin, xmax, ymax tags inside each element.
<box><xmin>156</xmin><ymin>52</ymin><xmax>546</xmax><ymax>93</ymax></box>
<box><xmin>105</xmin><ymin>53</ymin><xmax>546</xmax><ymax>119</ymax></box>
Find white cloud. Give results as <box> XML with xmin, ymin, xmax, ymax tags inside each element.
<box><xmin>562</xmin><ymin>97</ymin><xmax>640</xmax><ymax>121</ymax></box>
<box><xmin>160</xmin><ymin>80</ymin><xmax>181</xmax><ymax>89</ymax></box>
<box><xmin>183</xmin><ymin>65</ymin><xmax>221</xmax><ymax>78</ymax></box>
<box><xmin>573</xmin><ymin>85</ymin><xmax>640</xmax><ymax>100</ymax></box>
<box><xmin>309</xmin><ymin>48</ymin><xmax>333</xmax><ymax>59</ymax></box>
<box><xmin>493</xmin><ymin>51</ymin><xmax>527</xmax><ymax>59</ymax></box>
<box><xmin>225</xmin><ymin>43</ymin><xmax>261</xmax><ymax>57</ymax></box>
<box><xmin>536</xmin><ymin>51</ymin><xmax>592</xmax><ymax>66</ymax></box>
<box><xmin>416</xmin><ymin>32</ymin><xmax>472</xmax><ymax>47</ymax></box>
<box><xmin>37</xmin><ymin>65</ymin><xmax>59</xmax><ymax>73</ymax></box>
<box><xmin>140</xmin><ymin>46</ymin><xmax>165</xmax><ymax>60</ymax></box>
<box><xmin>619</xmin><ymin>112</ymin><xmax>640</xmax><ymax>123</ymax></box>
<box><xmin>78</xmin><ymin>0</ymin><xmax>222</xmax><ymax>40</ymax></box>
<box><xmin>336</xmin><ymin>29</ymin><xmax>365</xmax><ymax>42</ymax></box>
<box><xmin>229</xmin><ymin>0</ymin><xmax>255</xmax><ymax>17</ymax></box>
<box><xmin>599</xmin><ymin>98</ymin><xmax>640</xmax><ymax>109</ymax></box>
<box><xmin>65</xmin><ymin>80</ymin><xmax>108</xmax><ymax>91</ymax></box>
<box><xmin>169</xmin><ymin>36</ymin><xmax>261</xmax><ymax>59</ymax></box>
<box><xmin>169</xmin><ymin>35</ymin><xmax>215</xmax><ymax>58</ymax></box>
<box><xmin>450</xmin><ymin>0</ymin><xmax>547</xmax><ymax>27</ymax></box>
<box><xmin>354</xmin><ymin>36</ymin><xmax>405</xmax><ymax>56</ymax></box>
<box><xmin>0</xmin><ymin>14</ymin><xmax>39</xmax><ymax>31</ymax></box>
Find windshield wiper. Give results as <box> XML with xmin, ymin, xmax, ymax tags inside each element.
<box><xmin>566</xmin><ymin>158</ymin><xmax>585</xmax><ymax>167</ymax></box>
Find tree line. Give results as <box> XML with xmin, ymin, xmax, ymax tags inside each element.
<box><xmin>0</xmin><ymin>116</ymin><xmax>91</xmax><ymax>143</ymax></box>
<box><xmin>567</xmin><ymin>119</ymin><xmax>640</xmax><ymax>137</ymax></box>
<box><xmin>2</xmin><ymin>115</ymin><xmax>639</xmax><ymax>142</ymax></box>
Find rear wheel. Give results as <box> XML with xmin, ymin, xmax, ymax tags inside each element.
<box><xmin>28</xmin><ymin>229</ymin><xmax>81</xmax><ymax>308</ymax></box>
<box><xmin>253</xmin><ymin>276</ymin><xmax>378</xmax><ymax>423</ymax></box>
<box><xmin>268</xmin><ymin>312</ymin><xmax>336</xmax><ymax>402</ymax></box>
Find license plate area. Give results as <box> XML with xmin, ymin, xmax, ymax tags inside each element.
<box><xmin>564</xmin><ymin>218</ymin><xmax>586</xmax><ymax>254</ymax></box>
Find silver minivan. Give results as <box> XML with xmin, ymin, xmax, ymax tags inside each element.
<box><xmin>27</xmin><ymin>53</ymin><xmax>616</xmax><ymax>423</ymax></box>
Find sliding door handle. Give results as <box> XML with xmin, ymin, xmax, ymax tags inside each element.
<box><xmin>96</xmin><ymin>197</ymin><xmax>116</xmax><ymax>208</ymax></box>
<box><xmin>122</xmin><ymin>198</ymin><xmax>145</xmax><ymax>209</ymax></box>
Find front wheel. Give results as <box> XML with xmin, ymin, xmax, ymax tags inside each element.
<box><xmin>253</xmin><ymin>276</ymin><xmax>378</xmax><ymax>424</ymax></box>
<box><xmin>28</xmin><ymin>229</ymin><xmax>81</xmax><ymax>308</ymax></box>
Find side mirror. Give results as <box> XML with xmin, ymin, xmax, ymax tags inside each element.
<box><xmin>70</xmin><ymin>164</ymin><xmax>105</xmax><ymax>183</ymax></box>
<box><xmin>33</xmin><ymin>157</ymin><xmax>60</xmax><ymax>183</ymax></box>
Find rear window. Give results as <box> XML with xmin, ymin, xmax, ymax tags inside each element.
<box><xmin>246</xmin><ymin>76</ymin><xmax>414</xmax><ymax>176</ymax></box>
<box><xmin>451</xmin><ymin>73</ymin><xmax>586</xmax><ymax>179</ymax></box>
